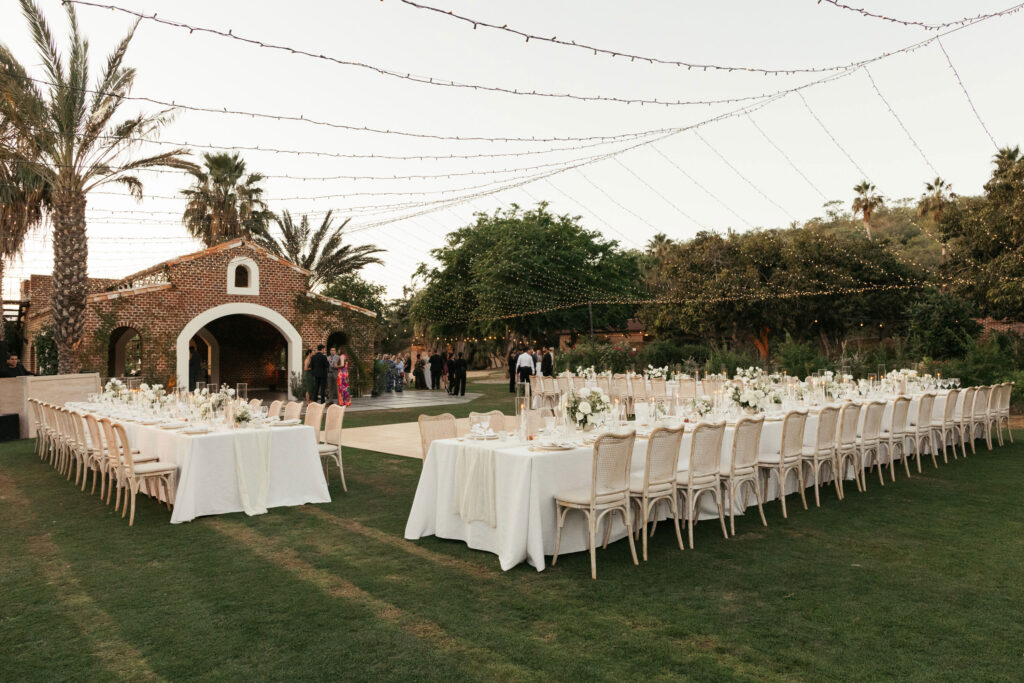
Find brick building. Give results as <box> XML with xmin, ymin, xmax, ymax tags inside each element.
<box><xmin>20</xmin><ymin>239</ymin><xmax>376</xmax><ymax>395</ymax></box>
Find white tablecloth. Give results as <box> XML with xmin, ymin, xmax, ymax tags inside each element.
<box><xmin>121</xmin><ymin>421</ymin><xmax>330</xmax><ymax>523</ymax></box>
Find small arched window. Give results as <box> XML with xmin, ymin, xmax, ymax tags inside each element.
<box><xmin>234</xmin><ymin>265</ymin><xmax>250</xmax><ymax>288</ymax></box>
<box><xmin>227</xmin><ymin>256</ymin><xmax>259</xmax><ymax>295</ymax></box>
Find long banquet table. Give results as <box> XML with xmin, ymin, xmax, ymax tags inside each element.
<box><xmin>69</xmin><ymin>404</ymin><xmax>331</xmax><ymax>523</ymax></box>
<box><xmin>405</xmin><ymin>392</ymin><xmax>956</xmax><ymax>571</ymax></box>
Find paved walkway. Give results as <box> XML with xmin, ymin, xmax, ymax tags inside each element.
<box><xmin>347</xmin><ymin>391</ymin><xmax>483</xmax><ymax>413</ymax></box>
<box><xmin>340</xmin><ymin>418</ymin><xmax>477</xmax><ymax>459</ymax></box>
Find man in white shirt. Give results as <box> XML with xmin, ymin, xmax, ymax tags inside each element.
<box><xmin>516</xmin><ymin>347</ymin><xmax>535</xmax><ymax>386</ymax></box>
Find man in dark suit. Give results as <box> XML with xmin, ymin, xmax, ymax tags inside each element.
<box><xmin>310</xmin><ymin>344</ymin><xmax>330</xmax><ymax>402</ymax></box>
<box><xmin>428</xmin><ymin>351</ymin><xmax>443</xmax><ymax>390</ymax></box>
<box><xmin>541</xmin><ymin>347</ymin><xmax>553</xmax><ymax>377</ymax></box>
<box><xmin>451</xmin><ymin>351</ymin><xmax>468</xmax><ymax>396</ymax></box>
<box><xmin>188</xmin><ymin>347</ymin><xmax>202</xmax><ymax>390</ymax></box>
<box><xmin>507</xmin><ymin>349</ymin><xmax>517</xmax><ymax>393</ymax></box>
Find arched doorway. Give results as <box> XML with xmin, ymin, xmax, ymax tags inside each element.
<box><xmin>108</xmin><ymin>326</ymin><xmax>143</xmax><ymax>378</ymax></box>
<box><xmin>176</xmin><ymin>303</ymin><xmax>303</xmax><ymax>398</ymax></box>
<box><xmin>326</xmin><ymin>330</ymin><xmax>349</xmax><ymax>351</ymax></box>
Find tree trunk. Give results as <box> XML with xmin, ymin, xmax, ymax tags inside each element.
<box><xmin>751</xmin><ymin>327</ymin><xmax>771</xmax><ymax>360</ymax></box>
<box><xmin>862</xmin><ymin>217</ymin><xmax>873</xmax><ymax>241</ymax></box>
<box><xmin>51</xmin><ymin>191</ymin><xmax>88</xmax><ymax>374</ymax></box>
<box><xmin>0</xmin><ymin>257</ymin><xmax>5</xmax><ymax>342</ymax></box>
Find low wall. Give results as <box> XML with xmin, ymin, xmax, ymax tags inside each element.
<box><xmin>0</xmin><ymin>373</ymin><xmax>101</xmax><ymax>439</ymax></box>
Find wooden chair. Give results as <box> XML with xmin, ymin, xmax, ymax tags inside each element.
<box><xmin>835</xmin><ymin>402</ymin><xmax>862</xmax><ymax>495</ymax></box>
<box><xmin>969</xmin><ymin>386</ymin><xmax>993</xmax><ymax>453</ymax></box>
<box><xmin>304</xmin><ymin>401</ymin><xmax>325</xmax><ymax>434</ymax></box>
<box><xmin>856</xmin><ymin>401</ymin><xmax>887</xmax><ymax>489</ymax></box>
<box><xmin>757</xmin><ymin>410</ymin><xmax>808</xmax><ymax>518</ymax></box>
<box><xmin>283</xmin><ymin>401</ymin><xmax>303</xmax><ymax>421</ymax></box>
<box><xmin>267</xmin><ymin>400</ymin><xmax>284</xmax><ymax>419</ymax></box>
<box><xmin>418</xmin><ymin>413</ymin><xmax>457</xmax><ymax>461</ymax></box>
<box><xmin>629</xmin><ymin>425</ymin><xmax>685</xmax><ymax>560</ymax></box>
<box><xmin>720</xmin><ymin>415</ymin><xmax>766</xmax><ymax>535</ymax></box>
<box><xmin>469</xmin><ymin>410</ymin><xmax>508</xmax><ymax>433</ymax></box>
<box><xmin>318</xmin><ymin>404</ymin><xmax>347</xmax><ymax>491</ymax></box>
<box><xmin>907</xmin><ymin>393</ymin><xmax>938</xmax><ymax>471</ymax></box>
<box><xmin>952</xmin><ymin>386</ymin><xmax>975</xmax><ymax>459</ymax></box>
<box><xmin>993</xmin><ymin>383</ymin><xmax>1013</xmax><ymax>446</ymax></box>
<box><xmin>676</xmin><ymin>421</ymin><xmax>728</xmax><ymax>548</ymax></box>
<box><xmin>800</xmin><ymin>405</ymin><xmax>840</xmax><ymax>506</ymax></box>
<box><xmin>553</xmin><ymin>431</ymin><xmax>639</xmax><ymax>579</ymax></box>
<box><xmin>930</xmin><ymin>388</ymin><xmax>960</xmax><ymax>462</ymax></box>
<box><xmin>107</xmin><ymin>421</ymin><xmax>177</xmax><ymax>526</ymax></box>
<box><xmin>879</xmin><ymin>396</ymin><xmax>911</xmax><ymax>480</ymax></box>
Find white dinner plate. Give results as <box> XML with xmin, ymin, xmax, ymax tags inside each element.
<box><xmin>272</xmin><ymin>419</ymin><xmax>302</xmax><ymax>427</ymax></box>
<box><xmin>180</xmin><ymin>426</ymin><xmax>211</xmax><ymax>435</ymax></box>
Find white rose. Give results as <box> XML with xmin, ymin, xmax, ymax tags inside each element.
<box><xmin>578</xmin><ymin>401</ymin><xmax>592</xmax><ymax>414</ymax></box>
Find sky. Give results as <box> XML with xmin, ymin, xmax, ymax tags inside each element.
<box><xmin>3</xmin><ymin>0</ymin><xmax>1023</xmax><ymax>301</ymax></box>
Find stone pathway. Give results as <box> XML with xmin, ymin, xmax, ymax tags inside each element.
<box><xmin>341</xmin><ymin>418</ymin><xmax>480</xmax><ymax>459</ymax></box>
<box><xmin>347</xmin><ymin>391</ymin><xmax>483</xmax><ymax>413</ymax></box>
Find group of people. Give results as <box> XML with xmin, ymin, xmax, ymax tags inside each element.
<box><xmin>302</xmin><ymin>345</ymin><xmax>351</xmax><ymax>407</ymax></box>
<box><xmin>507</xmin><ymin>346</ymin><xmax>554</xmax><ymax>392</ymax></box>
<box><xmin>376</xmin><ymin>349</ymin><xmax>468</xmax><ymax>396</ymax></box>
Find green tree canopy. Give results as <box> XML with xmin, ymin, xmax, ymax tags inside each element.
<box><xmin>412</xmin><ymin>203</ymin><xmax>642</xmax><ymax>342</ymax></box>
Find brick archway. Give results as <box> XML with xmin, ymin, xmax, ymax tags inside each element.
<box><xmin>176</xmin><ymin>303</ymin><xmax>303</xmax><ymax>397</ymax></box>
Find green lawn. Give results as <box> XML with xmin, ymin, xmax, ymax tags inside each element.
<box><xmin>2</xmin><ymin>377</ymin><xmax>1023</xmax><ymax>681</ymax></box>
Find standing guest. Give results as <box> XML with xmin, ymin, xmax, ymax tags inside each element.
<box><xmin>541</xmin><ymin>347</ymin><xmax>554</xmax><ymax>377</ymax></box>
<box><xmin>1</xmin><ymin>353</ymin><xmax>33</xmax><ymax>377</ymax></box>
<box><xmin>441</xmin><ymin>351</ymin><xmax>451</xmax><ymax>394</ymax></box>
<box><xmin>404</xmin><ymin>355</ymin><xmax>412</xmax><ymax>389</ymax></box>
<box><xmin>188</xmin><ymin>347</ymin><xmax>202</xmax><ymax>390</ymax></box>
<box><xmin>336</xmin><ymin>351</ymin><xmax>352</xmax><ymax>407</ymax></box>
<box><xmin>394</xmin><ymin>355</ymin><xmax>405</xmax><ymax>393</ymax></box>
<box><xmin>533</xmin><ymin>348</ymin><xmax>542</xmax><ymax>375</ymax></box>
<box><xmin>507</xmin><ymin>348</ymin><xmax>518</xmax><ymax>393</ymax></box>
<box><xmin>414</xmin><ymin>354</ymin><xmax>427</xmax><ymax>389</ymax></box>
<box><xmin>451</xmin><ymin>351</ymin><xmax>468</xmax><ymax>396</ymax></box>
<box><xmin>302</xmin><ymin>348</ymin><xmax>314</xmax><ymax>403</ymax></box>
<box><xmin>327</xmin><ymin>346</ymin><xmax>341</xmax><ymax>403</ymax></box>
<box><xmin>310</xmin><ymin>344</ymin><xmax>330</xmax><ymax>403</ymax></box>
<box><xmin>429</xmin><ymin>350</ymin><xmax>443</xmax><ymax>390</ymax></box>
<box><xmin>516</xmin><ymin>347</ymin><xmax>535</xmax><ymax>386</ymax></box>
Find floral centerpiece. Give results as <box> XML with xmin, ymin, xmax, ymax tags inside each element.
<box><xmin>574</xmin><ymin>365</ymin><xmax>596</xmax><ymax>379</ymax></box>
<box><xmin>562</xmin><ymin>387</ymin><xmax>611</xmax><ymax>429</ymax></box>
<box><xmin>234</xmin><ymin>402</ymin><xmax>253</xmax><ymax>425</ymax></box>
<box><xmin>646</xmin><ymin>365</ymin><xmax>668</xmax><ymax>379</ymax></box>
<box><xmin>691</xmin><ymin>396</ymin><xmax>713</xmax><ymax>417</ymax></box>
<box><xmin>193</xmin><ymin>384</ymin><xmax>235</xmax><ymax>419</ymax></box>
<box><xmin>103</xmin><ymin>378</ymin><xmax>127</xmax><ymax>402</ymax></box>
<box><xmin>138</xmin><ymin>382</ymin><xmax>169</xmax><ymax>409</ymax></box>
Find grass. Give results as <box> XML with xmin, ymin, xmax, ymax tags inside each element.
<box><xmin>2</xmin><ymin>375</ymin><xmax>1023</xmax><ymax>681</ymax></box>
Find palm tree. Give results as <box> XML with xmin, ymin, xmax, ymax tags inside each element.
<box><xmin>181</xmin><ymin>152</ymin><xmax>272</xmax><ymax>247</ymax></box>
<box><xmin>851</xmin><ymin>181</ymin><xmax>884</xmax><ymax>240</ymax></box>
<box><xmin>993</xmin><ymin>146</ymin><xmax>1020</xmax><ymax>178</ymax></box>
<box><xmin>917</xmin><ymin>178</ymin><xmax>954</xmax><ymax>260</ymax></box>
<box><xmin>0</xmin><ymin>0</ymin><xmax>197</xmax><ymax>372</ymax></box>
<box><xmin>250</xmin><ymin>210</ymin><xmax>384</xmax><ymax>291</ymax></box>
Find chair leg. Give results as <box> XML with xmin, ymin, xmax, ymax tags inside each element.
<box><xmin>778</xmin><ymin>470</ymin><xmax>788</xmax><ymax>520</ymax></box>
<box><xmin>129</xmin><ymin>487</ymin><xmax>137</xmax><ymax>526</ymax></box>
<box><xmin>337</xmin><ymin>452</ymin><xmax>347</xmax><ymax>492</ymax></box>
<box><xmin>687</xmin><ymin>490</ymin><xmax>697</xmax><ymax>549</ymax></box>
<box><xmin>751</xmin><ymin>478</ymin><xmax>767</xmax><ymax>527</ymax></box>
<box><xmin>728</xmin><ymin>482</ymin><xmax>737</xmax><ymax>536</ymax></box>
<box><xmin>601</xmin><ymin>512</ymin><xmax>612</xmax><ymax>550</ymax></box>
<box><xmin>622</xmin><ymin>508</ymin><xmax>638</xmax><ymax>566</ymax></box>
<box><xmin>588</xmin><ymin>514</ymin><xmax>598</xmax><ymax>580</ymax></box>
<box><xmin>670</xmin><ymin>496</ymin><xmax>685</xmax><ymax>551</ymax></box>
<box><xmin>796</xmin><ymin>465</ymin><xmax>808</xmax><ymax>511</ymax></box>
<box><xmin>638</xmin><ymin>500</ymin><xmax>649</xmax><ymax>561</ymax></box>
<box><xmin>712</xmin><ymin>486</ymin><xmax>728</xmax><ymax>540</ymax></box>
<box><xmin>552</xmin><ymin>505</ymin><xmax>566</xmax><ymax>566</ymax></box>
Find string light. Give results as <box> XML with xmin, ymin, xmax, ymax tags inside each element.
<box><xmin>575</xmin><ymin>169</ymin><xmax>660</xmax><ymax>232</ymax></box>
<box><xmin>63</xmin><ymin>0</ymin><xmax>862</xmax><ymax>108</ymax></box>
<box><xmin>744</xmin><ymin>114</ymin><xmax>828</xmax><ymax>201</ymax></box>
<box><xmin>648</xmin><ymin>143</ymin><xmax>754</xmax><ymax>228</ymax></box>
<box><xmin>610</xmin><ymin>157</ymin><xmax>704</xmax><ymax>230</ymax></box>
<box><xmin>393</xmin><ymin>0</ymin><xmax>1023</xmax><ymax>75</ymax></box>
<box><xmin>536</xmin><ymin>180</ymin><xmax>642</xmax><ymax>248</ymax></box>
<box><xmin>936</xmin><ymin>38</ymin><xmax>999</xmax><ymax>150</ymax></box>
<box><xmin>863</xmin><ymin>67</ymin><xmax>939</xmax><ymax>176</ymax></box>
<box><xmin>817</xmin><ymin>0</ymin><xmax>1024</xmax><ymax>31</ymax></box>
<box><xmin>693</xmin><ymin>130</ymin><xmax>796</xmax><ymax>221</ymax></box>
<box><xmin>797</xmin><ymin>89</ymin><xmax>874</xmax><ymax>183</ymax></box>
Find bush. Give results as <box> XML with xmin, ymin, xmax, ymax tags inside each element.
<box><xmin>554</xmin><ymin>341</ymin><xmax>608</xmax><ymax>373</ymax></box>
<box><xmin>676</xmin><ymin>343</ymin><xmax>712</xmax><ymax>366</ymax></box>
<box><xmin>906</xmin><ymin>292</ymin><xmax>981</xmax><ymax>359</ymax></box>
<box><xmin>32</xmin><ymin>327</ymin><xmax>57</xmax><ymax>376</ymax></box>
<box><xmin>707</xmin><ymin>345</ymin><xmax>761</xmax><ymax>376</ymax></box>
<box><xmin>774</xmin><ymin>334</ymin><xmax>831</xmax><ymax>379</ymax></box>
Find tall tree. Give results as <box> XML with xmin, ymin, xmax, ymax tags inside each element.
<box><xmin>851</xmin><ymin>181</ymin><xmax>884</xmax><ymax>240</ymax></box>
<box><xmin>181</xmin><ymin>152</ymin><xmax>271</xmax><ymax>247</ymax></box>
<box><xmin>250</xmin><ymin>210</ymin><xmax>384</xmax><ymax>291</ymax></box>
<box><xmin>0</xmin><ymin>116</ymin><xmax>48</xmax><ymax>342</ymax></box>
<box><xmin>0</xmin><ymin>0</ymin><xmax>197</xmax><ymax>372</ymax></box>
<box><xmin>917</xmin><ymin>177</ymin><xmax>954</xmax><ymax>259</ymax></box>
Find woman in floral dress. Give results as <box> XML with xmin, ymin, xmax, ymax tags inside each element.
<box><xmin>336</xmin><ymin>353</ymin><xmax>352</xmax><ymax>407</ymax></box>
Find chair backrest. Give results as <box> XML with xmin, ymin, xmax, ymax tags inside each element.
<box><xmin>522</xmin><ymin>409</ymin><xmax>555</xmax><ymax>438</ymax></box>
<box><xmin>111</xmin><ymin>422</ymin><xmax>137</xmax><ymax>476</ymax></box>
<box><xmin>303</xmin><ymin>402</ymin><xmax>324</xmax><ymax>438</ymax></box>
<box><xmin>542</xmin><ymin>376</ymin><xmax>557</xmax><ymax>395</ymax></box>
<box><xmin>596</xmin><ymin>376</ymin><xmax>611</xmax><ymax>395</ymax></box>
<box><xmin>972</xmin><ymin>386</ymin><xmax>989</xmax><ymax>419</ymax></box>
<box><xmin>84</xmin><ymin>413</ymin><xmax>106</xmax><ymax>453</ymax></box>
<box><xmin>469</xmin><ymin>410</ymin><xmax>507</xmax><ymax>433</ymax></box>
<box><xmin>632</xmin><ymin>379</ymin><xmax>648</xmax><ymax>401</ymax></box>
<box><xmin>98</xmin><ymin>418</ymin><xmax>120</xmax><ymax>473</ymax></box>
<box><xmin>687</xmin><ymin>421</ymin><xmax>726</xmax><ymax>483</ymax></box>
<box><xmin>890</xmin><ymin>396</ymin><xmax>911</xmax><ymax>435</ymax></box>
<box><xmin>676</xmin><ymin>378</ymin><xmax>696</xmax><ymax>399</ymax></box>
<box><xmin>914</xmin><ymin>393</ymin><xmax>936</xmax><ymax>429</ymax></box>
<box><xmin>815</xmin><ymin>405</ymin><xmax>839</xmax><ymax>452</ymax></box>
<box><xmin>283</xmin><ymin>401</ymin><xmax>302</xmax><ymax>421</ymax></box>
<box><xmin>642</xmin><ymin>425</ymin><xmax>684</xmax><ymax>490</ymax></box>
<box><xmin>418</xmin><ymin>413</ymin><xmax>457</xmax><ymax>459</ymax></box>
<box><xmin>837</xmin><ymin>403</ymin><xmax>864</xmax><ymax>450</ymax></box>
<box><xmin>861</xmin><ymin>401</ymin><xmax>886</xmax><ymax>441</ymax></box>
<box><xmin>942</xmin><ymin>388</ymin><xmax>960</xmax><ymax>424</ymax></box>
<box><xmin>69</xmin><ymin>411</ymin><xmax>89</xmax><ymax>449</ymax></box>
<box><xmin>572</xmin><ymin>376</ymin><xmax>587</xmax><ymax>390</ymax></box>
<box><xmin>590</xmin><ymin>430</ymin><xmax>636</xmax><ymax>501</ymax></box>
<box><xmin>1002</xmin><ymin>383</ymin><xmax>1014</xmax><ymax>412</ymax></box>
<box><xmin>731</xmin><ymin>415</ymin><xmax>764</xmax><ymax>473</ymax></box>
<box><xmin>267</xmin><ymin>400</ymin><xmax>283</xmax><ymax>419</ymax></box>
<box><xmin>611</xmin><ymin>377</ymin><xmax>629</xmax><ymax>400</ymax></box>
<box><xmin>529</xmin><ymin>374</ymin><xmax>542</xmax><ymax>398</ymax></box>
<box><xmin>556</xmin><ymin>376</ymin><xmax>571</xmax><ymax>395</ymax></box>
<box><xmin>956</xmin><ymin>387</ymin><xmax>975</xmax><ymax>421</ymax></box>
<box><xmin>649</xmin><ymin>377</ymin><xmax>668</xmax><ymax>398</ymax></box>
<box><xmin>322</xmin><ymin>404</ymin><xmax>345</xmax><ymax>445</ymax></box>
<box><xmin>779</xmin><ymin>410</ymin><xmax>808</xmax><ymax>462</ymax></box>
<box><xmin>248</xmin><ymin>398</ymin><xmax>262</xmax><ymax>412</ymax></box>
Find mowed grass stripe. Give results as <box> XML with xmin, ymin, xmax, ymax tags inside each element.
<box><xmin>207</xmin><ymin>518</ymin><xmax>541</xmax><ymax>681</ymax></box>
<box><xmin>0</xmin><ymin>469</ymin><xmax>162</xmax><ymax>682</ymax></box>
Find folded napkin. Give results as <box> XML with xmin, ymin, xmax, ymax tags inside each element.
<box><xmin>453</xmin><ymin>443</ymin><xmax>497</xmax><ymax>528</ymax></box>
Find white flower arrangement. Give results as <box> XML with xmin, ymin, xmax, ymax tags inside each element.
<box><xmin>138</xmin><ymin>383</ymin><xmax>168</xmax><ymax>408</ymax></box>
<box><xmin>574</xmin><ymin>365</ymin><xmax>597</xmax><ymax>379</ymax></box>
<box><xmin>103</xmin><ymin>378</ymin><xmax>127</xmax><ymax>401</ymax></box>
<box><xmin>193</xmin><ymin>384</ymin><xmax>235</xmax><ymax>419</ymax></box>
<box><xmin>234</xmin><ymin>402</ymin><xmax>253</xmax><ymax>424</ymax></box>
<box><xmin>728</xmin><ymin>382</ymin><xmax>782</xmax><ymax>412</ymax></box>
<box><xmin>562</xmin><ymin>386</ymin><xmax>610</xmax><ymax>428</ymax></box>
<box><xmin>734</xmin><ymin>366</ymin><xmax>767</xmax><ymax>381</ymax></box>
<box><xmin>646</xmin><ymin>365</ymin><xmax>668</xmax><ymax>379</ymax></box>
<box><xmin>691</xmin><ymin>396</ymin><xmax>713</xmax><ymax>417</ymax></box>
